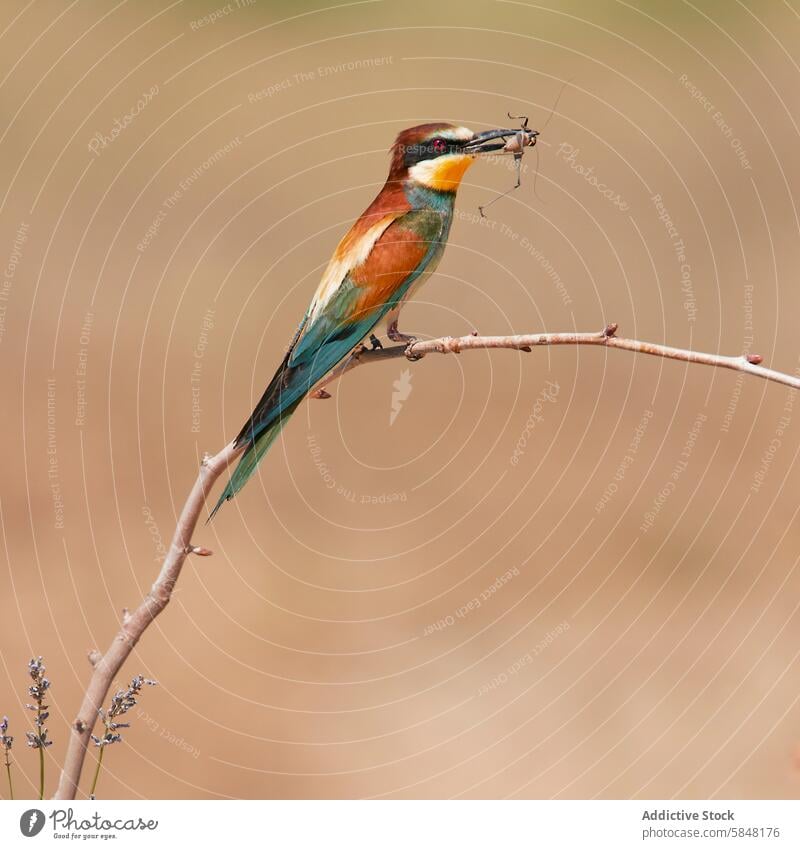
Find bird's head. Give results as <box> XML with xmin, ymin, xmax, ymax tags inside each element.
<box><xmin>389</xmin><ymin>122</ymin><xmax>538</xmax><ymax>192</ymax></box>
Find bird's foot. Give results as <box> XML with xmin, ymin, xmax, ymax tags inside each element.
<box><xmin>404</xmin><ymin>342</ymin><xmax>423</xmax><ymax>362</ymax></box>
<box><xmin>388</xmin><ymin>322</ymin><xmax>422</xmax><ymax>360</ymax></box>
<box><xmin>369</xmin><ymin>333</ymin><xmax>383</xmax><ymax>350</ymax></box>
<box><xmin>387</xmin><ymin>320</ymin><xmax>416</xmax><ymax>345</ymax></box>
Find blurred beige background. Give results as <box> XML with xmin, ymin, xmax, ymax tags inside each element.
<box><xmin>1</xmin><ymin>0</ymin><xmax>800</xmax><ymax>799</ymax></box>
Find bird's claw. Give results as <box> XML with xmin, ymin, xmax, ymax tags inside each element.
<box><xmin>388</xmin><ymin>328</ymin><xmax>417</xmax><ymax>345</ymax></box>
<box><xmin>387</xmin><ymin>318</ymin><xmax>419</xmax><ymax>345</ymax></box>
<box><xmin>369</xmin><ymin>333</ymin><xmax>383</xmax><ymax>350</ymax></box>
<box><xmin>404</xmin><ymin>340</ymin><xmax>423</xmax><ymax>361</ymax></box>
<box><xmin>388</xmin><ymin>326</ymin><xmax>421</xmax><ymax>360</ymax></box>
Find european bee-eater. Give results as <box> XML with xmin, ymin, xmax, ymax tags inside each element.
<box><xmin>212</xmin><ymin>121</ymin><xmax>537</xmax><ymax>516</ymax></box>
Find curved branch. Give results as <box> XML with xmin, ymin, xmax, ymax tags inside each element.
<box><xmin>53</xmin><ymin>441</ymin><xmax>244</xmax><ymax>799</ymax></box>
<box><xmin>314</xmin><ymin>323</ymin><xmax>800</xmax><ymax>394</ymax></box>
<box><xmin>53</xmin><ymin>322</ymin><xmax>798</xmax><ymax>798</ymax></box>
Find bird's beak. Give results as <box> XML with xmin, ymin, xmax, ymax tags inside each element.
<box><xmin>463</xmin><ymin>127</ymin><xmax>539</xmax><ymax>155</ymax></box>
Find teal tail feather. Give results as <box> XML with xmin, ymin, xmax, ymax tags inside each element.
<box><xmin>208</xmin><ymin>410</ymin><xmax>294</xmax><ymax>521</ymax></box>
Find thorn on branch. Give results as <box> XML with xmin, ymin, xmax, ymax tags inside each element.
<box><xmin>520</xmin><ymin>345</ymin><xmax>532</xmax><ymax>353</ymax></box>
<box><xmin>201</xmin><ymin>452</ymin><xmax>212</xmax><ymax>468</ymax></box>
<box><xmin>604</xmin><ymin>323</ymin><xmax>619</xmax><ymax>338</ymax></box>
<box><xmin>311</xmin><ymin>388</ymin><xmax>332</xmax><ymax>399</ymax></box>
<box><xmin>747</xmin><ymin>353</ymin><xmax>763</xmax><ymax>365</ymax></box>
<box><xmin>87</xmin><ymin>650</ymin><xmax>102</xmax><ymax>668</ymax></box>
<box><xmin>184</xmin><ymin>544</ymin><xmax>213</xmax><ymax>557</ymax></box>
<box><xmin>121</xmin><ymin>608</ymin><xmax>131</xmax><ymax>626</ymax></box>
<box><xmin>74</xmin><ymin>720</ymin><xmax>86</xmax><ymax>733</ymax></box>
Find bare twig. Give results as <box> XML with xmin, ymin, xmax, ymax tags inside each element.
<box><xmin>53</xmin><ymin>322</ymin><xmax>800</xmax><ymax>799</ymax></box>
<box><xmin>53</xmin><ymin>441</ymin><xmax>244</xmax><ymax>799</ymax></box>
<box><xmin>314</xmin><ymin>324</ymin><xmax>800</xmax><ymax>395</ymax></box>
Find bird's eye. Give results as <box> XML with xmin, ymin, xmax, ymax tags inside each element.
<box><xmin>431</xmin><ymin>138</ymin><xmax>447</xmax><ymax>154</ymax></box>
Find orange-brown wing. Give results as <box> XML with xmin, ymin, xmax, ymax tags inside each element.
<box><xmin>348</xmin><ymin>217</ymin><xmax>436</xmax><ymax>320</ymax></box>
<box><xmin>307</xmin><ymin>181</ymin><xmax>411</xmax><ymax>323</ymax></box>
<box><xmin>287</xmin><ymin>208</ymin><xmax>445</xmax><ymax>377</ymax></box>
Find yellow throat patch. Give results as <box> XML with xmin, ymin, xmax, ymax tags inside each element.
<box><xmin>409</xmin><ymin>154</ymin><xmax>475</xmax><ymax>191</ymax></box>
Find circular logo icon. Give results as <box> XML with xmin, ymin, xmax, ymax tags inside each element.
<box><xmin>19</xmin><ymin>809</ymin><xmax>46</xmax><ymax>837</ymax></box>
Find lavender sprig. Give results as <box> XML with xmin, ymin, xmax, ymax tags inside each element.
<box><xmin>25</xmin><ymin>657</ymin><xmax>51</xmax><ymax>799</ymax></box>
<box><xmin>90</xmin><ymin>675</ymin><xmax>157</xmax><ymax>798</ymax></box>
<box><xmin>1</xmin><ymin>716</ymin><xmax>13</xmax><ymax>799</ymax></box>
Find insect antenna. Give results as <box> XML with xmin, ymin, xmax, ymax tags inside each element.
<box><xmin>530</xmin><ymin>78</ymin><xmax>572</xmax><ymax>204</ymax></box>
